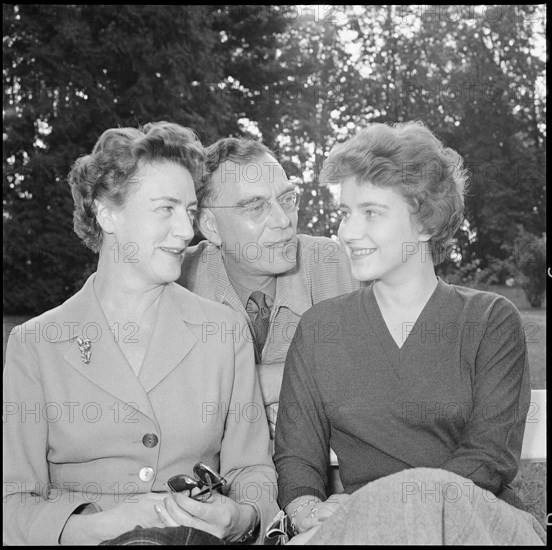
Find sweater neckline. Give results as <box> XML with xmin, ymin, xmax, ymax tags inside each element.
<box><xmin>360</xmin><ymin>277</ymin><xmax>448</xmax><ymax>375</ymax></box>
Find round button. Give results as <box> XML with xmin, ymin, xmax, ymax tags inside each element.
<box><xmin>142</xmin><ymin>433</ymin><xmax>159</xmax><ymax>448</ymax></box>
<box><xmin>139</xmin><ymin>467</ymin><xmax>155</xmax><ymax>482</ymax></box>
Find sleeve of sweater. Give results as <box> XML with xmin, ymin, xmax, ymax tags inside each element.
<box><xmin>439</xmin><ymin>296</ymin><xmax>531</xmax><ymax>493</ymax></box>
<box><xmin>273</xmin><ymin>310</ymin><xmax>332</xmax><ymax>510</ymax></box>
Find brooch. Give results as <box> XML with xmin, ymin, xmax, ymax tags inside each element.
<box><xmin>77</xmin><ymin>337</ymin><xmax>92</xmax><ymax>365</ymax></box>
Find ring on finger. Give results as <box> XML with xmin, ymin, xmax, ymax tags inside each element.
<box><xmin>310</xmin><ymin>507</ymin><xmax>318</xmax><ymax>518</ymax></box>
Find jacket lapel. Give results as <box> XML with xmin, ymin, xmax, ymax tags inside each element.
<box><xmin>59</xmin><ymin>274</ymin><xmax>156</xmax><ymax>421</ymax></box>
<box><xmin>273</xmin><ymin>238</ymin><xmax>313</xmax><ymax>317</ymax></box>
<box><xmin>138</xmin><ymin>284</ymin><xmax>206</xmax><ymax>393</ymax></box>
<box><xmin>207</xmin><ymin>246</ymin><xmax>249</xmax><ymax>318</ymax></box>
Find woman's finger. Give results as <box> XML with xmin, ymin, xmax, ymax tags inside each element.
<box><xmin>164</xmin><ymin>495</ymin><xmax>200</xmax><ymax>524</ymax></box>
<box><xmin>287</xmin><ymin>525</ymin><xmax>322</xmax><ymax>545</ymax></box>
<box><xmin>300</xmin><ymin>514</ymin><xmax>329</xmax><ymax>531</ymax></box>
<box><xmin>164</xmin><ymin>495</ymin><xmax>224</xmax><ymax>539</ymax></box>
<box><xmin>154</xmin><ymin>500</ymin><xmax>179</xmax><ymax>528</ymax></box>
<box><xmin>169</xmin><ymin>491</ymin><xmax>214</xmax><ymax>521</ymax></box>
<box><xmin>312</xmin><ymin>506</ymin><xmax>334</xmax><ymax>518</ymax></box>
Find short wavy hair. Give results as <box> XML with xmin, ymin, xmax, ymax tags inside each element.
<box><xmin>68</xmin><ymin>121</ymin><xmax>205</xmax><ymax>252</ymax></box>
<box><xmin>321</xmin><ymin>121</ymin><xmax>468</xmax><ymax>265</ymax></box>
<box><xmin>198</xmin><ymin>137</ymin><xmax>277</xmax><ymax>207</ymax></box>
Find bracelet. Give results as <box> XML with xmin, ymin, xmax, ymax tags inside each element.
<box><xmin>290</xmin><ymin>498</ymin><xmax>320</xmax><ymax>535</ymax></box>
<box><xmin>233</xmin><ymin>507</ymin><xmax>259</xmax><ymax>544</ymax></box>
<box><xmin>234</xmin><ymin>523</ymin><xmax>258</xmax><ymax>544</ymax></box>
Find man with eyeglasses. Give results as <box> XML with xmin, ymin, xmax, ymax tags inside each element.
<box><xmin>178</xmin><ymin>138</ymin><xmax>359</xmax><ymax>436</ymax></box>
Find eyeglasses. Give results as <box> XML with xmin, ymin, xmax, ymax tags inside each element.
<box><xmin>207</xmin><ymin>189</ymin><xmax>301</xmax><ymax>223</ymax></box>
<box><xmin>165</xmin><ymin>462</ymin><xmax>226</xmax><ymax>501</ymax></box>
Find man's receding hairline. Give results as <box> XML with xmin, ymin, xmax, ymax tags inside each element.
<box><xmin>210</xmin><ymin>151</ymin><xmax>281</xmax><ymax>182</ymax></box>
<box><xmin>203</xmin><ymin>149</ymin><xmax>282</xmax><ymax>207</ymax></box>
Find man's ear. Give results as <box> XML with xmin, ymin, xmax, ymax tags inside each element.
<box><xmin>94</xmin><ymin>199</ymin><xmax>117</xmax><ymax>234</ymax></box>
<box><xmin>198</xmin><ymin>209</ymin><xmax>222</xmax><ymax>246</ymax></box>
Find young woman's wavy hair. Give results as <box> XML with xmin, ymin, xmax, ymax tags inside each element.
<box><xmin>68</xmin><ymin>122</ymin><xmax>205</xmax><ymax>252</ymax></box>
<box><xmin>321</xmin><ymin>121</ymin><xmax>468</xmax><ymax>265</ymax></box>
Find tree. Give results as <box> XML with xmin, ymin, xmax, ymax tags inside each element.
<box><xmin>513</xmin><ymin>226</ymin><xmax>546</xmax><ymax>308</ymax></box>
<box><xmin>3</xmin><ymin>4</ymin><xmax>288</xmax><ymax>313</ymax></box>
<box><xmin>4</xmin><ymin>5</ymin><xmax>545</xmax><ymax>313</ymax></box>
<box><xmin>286</xmin><ymin>6</ymin><xmax>545</xmax><ymax>265</ymax></box>
<box><xmin>233</xmin><ymin>7</ymin><xmax>369</xmax><ymax>236</ymax></box>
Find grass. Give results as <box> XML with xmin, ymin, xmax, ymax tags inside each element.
<box><xmin>2</xmin><ymin>284</ymin><xmax>546</xmax><ymax>530</ymax></box>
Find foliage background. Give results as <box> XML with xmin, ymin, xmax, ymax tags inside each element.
<box><xmin>3</xmin><ymin>4</ymin><xmax>546</xmax><ymax>314</ymax></box>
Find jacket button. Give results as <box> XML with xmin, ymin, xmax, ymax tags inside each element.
<box><xmin>142</xmin><ymin>433</ymin><xmax>159</xmax><ymax>448</ymax></box>
<box><xmin>139</xmin><ymin>467</ymin><xmax>155</xmax><ymax>482</ymax></box>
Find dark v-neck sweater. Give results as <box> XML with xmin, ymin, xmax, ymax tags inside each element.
<box><xmin>274</xmin><ymin>278</ymin><xmax>531</xmax><ymax>509</ymax></box>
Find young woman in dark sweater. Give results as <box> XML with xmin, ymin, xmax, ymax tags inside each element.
<box><xmin>273</xmin><ymin>121</ymin><xmax>545</xmax><ymax>545</ymax></box>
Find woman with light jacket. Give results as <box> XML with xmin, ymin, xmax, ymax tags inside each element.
<box><xmin>3</xmin><ymin>121</ymin><xmax>278</xmax><ymax>545</ymax></box>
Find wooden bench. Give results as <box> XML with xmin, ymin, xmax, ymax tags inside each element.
<box><xmin>520</xmin><ymin>389</ymin><xmax>546</xmax><ymax>462</ymax></box>
<box><xmin>328</xmin><ymin>389</ymin><xmax>546</xmax><ymax>493</ymax></box>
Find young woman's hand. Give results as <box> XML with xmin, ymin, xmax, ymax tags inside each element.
<box><xmin>286</xmin><ymin>524</ymin><xmax>322</xmax><ymax>545</ymax></box>
<box><xmin>292</xmin><ymin>492</ymin><xmax>351</xmax><ymax>533</ymax></box>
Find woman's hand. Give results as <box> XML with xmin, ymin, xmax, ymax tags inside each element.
<box><xmin>286</xmin><ymin>524</ymin><xmax>322</xmax><ymax>545</ymax></box>
<box><xmin>154</xmin><ymin>491</ymin><xmax>257</xmax><ymax>542</ymax></box>
<box><xmin>105</xmin><ymin>492</ymin><xmax>169</xmax><ymax>531</ymax></box>
<box><xmin>291</xmin><ymin>493</ymin><xmax>351</xmax><ymax>533</ymax></box>
<box><xmin>60</xmin><ymin>492</ymin><xmax>168</xmax><ymax>545</ymax></box>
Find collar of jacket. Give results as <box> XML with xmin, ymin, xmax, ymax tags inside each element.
<box><xmin>195</xmin><ymin>238</ymin><xmax>314</xmax><ymax>319</ymax></box>
<box><xmin>49</xmin><ymin>272</ymin><xmax>210</xmax><ymax>419</ymax></box>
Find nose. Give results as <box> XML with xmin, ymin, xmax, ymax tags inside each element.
<box><xmin>266</xmin><ymin>200</ymin><xmax>292</xmax><ymax>229</ymax></box>
<box><xmin>173</xmin><ymin>210</ymin><xmax>195</xmax><ymax>242</ymax></box>
<box><xmin>338</xmin><ymin>213</ymin><xmax>364</xmax><ymax>244</ymax></box>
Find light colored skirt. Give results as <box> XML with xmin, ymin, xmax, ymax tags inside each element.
<box><xmin>303</xmin><ymin>468</ymin><xmax>546</xmax><ymax>545</ymax></box>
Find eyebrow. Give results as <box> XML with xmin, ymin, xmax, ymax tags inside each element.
<box><xmin>358</xmin><ymin>201</ymin><xmax>390</xmax><ymax>209</ymax></box>
<box><xmin>339</xmin><ymin>201</ymin><xmax>390</xmax><ymax>210</ymax></box>
<box><xmin>278</xmin><ymin>184</ymin><xmax>297</xmax><ymax>196</ymax></box>
<box><xmin>231</xmin><ymin>183</ymin><xmax>296</xmax><ymax>207</ymax></box>
<box><xmin>150</xmin><ymin>196</ymin><xmax>198</xmax><ymax>207</ymax></box>
<box><xmin>234</xmin><ymin>195</ymin><xmax>266</xmax><ymax>207</ymax></box>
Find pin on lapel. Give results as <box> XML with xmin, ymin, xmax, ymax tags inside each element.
<box><xmin>77</xmin><ymin>337</ymin><xmax>92</xmax><ymax>365</ymax></box>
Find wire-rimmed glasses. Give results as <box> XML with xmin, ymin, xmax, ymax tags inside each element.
<box><xmin>206</xmin><ymin>188</ymin><xmax>301</xmax><ymax>223</ymax></box>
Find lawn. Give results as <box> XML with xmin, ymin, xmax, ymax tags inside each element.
<box><xmin>2</xmin><ymin>284</ymin><xmax>547</xmax><ymax>530</ymax></box>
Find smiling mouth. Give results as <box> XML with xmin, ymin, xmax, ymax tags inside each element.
<box><xmin>350</xmin><ymin>248</ymin><xmax>376</xmax><ymax>257</ymax></box>
<box><xmin>160</xmin><ymin>246</ymin><xmax>186</xmax><ymax>256</ymax></box>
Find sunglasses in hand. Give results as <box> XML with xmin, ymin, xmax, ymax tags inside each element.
<box><xmin>165</xmin><ymin>462</ymin><xmax>227</xmax><ymax>501</ymax></box>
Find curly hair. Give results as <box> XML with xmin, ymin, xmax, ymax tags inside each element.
<box><xmin>198</xmin><ymin>137</ymin><xmax>277</xmax><ymax>207</ymax></box>
<box><xmin>68</xmin><ymin>121</ymin><xmax>205</xmax><ymax>252</ymax></box>
<box><xmin>321</xmin><ymin>121</ymin><xmax>468</xmax><ymax>265</ymax></box>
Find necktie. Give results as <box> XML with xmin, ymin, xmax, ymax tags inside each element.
<box><xmin>247</xmin><ymin>291</ymin><xmax>271</xmax><ymax>362</ymax></box>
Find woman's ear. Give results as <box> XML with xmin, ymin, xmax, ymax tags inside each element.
<box><xmin>198</xmin><ymin>209</ymin><xmax>222</xmax><ymax>246</ymax></box>
<box><xmin>418</xmin><ymin>229</ymin><xmax>432</xmax><ymax>243</ymax></box>
<box><xmin>94</xmin><ymin>199</ymin><xmax>116</xmax><ymax>234</ymax></box>
<box><xmin>413</xmin><ymin>215</ymin><xmax>432</xmax><ymax>243</ymax></box>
